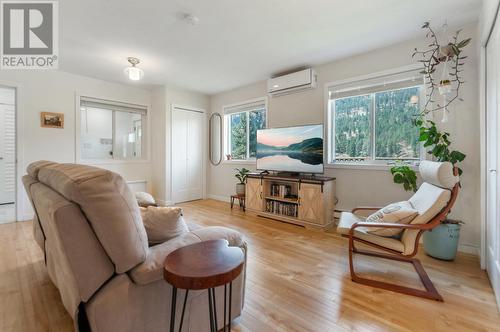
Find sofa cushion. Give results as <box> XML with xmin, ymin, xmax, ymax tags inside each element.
<box><xmin>35</xmin><ymin>162</ymin><xmax>148</xmax><ymax>273</ymax></box>
<box><xmin>363</xmin><ymin>201</ymin><xmax>418</xmax><ymax>237</ymax></box>
<box><xmin>337</xmin><ymin>212</ymin><xmax>405</xmax><ymax>253</ymax></box>
<box><xmin>135</xmin><ymin>192</ymin><xmax>157</xmax><ymax>207</ymax></box>
<box><xmin>139</xmin><ymin>206</ymin><xmax>189</xmax><ymax>245</ymax></box>
<box><xmin>27</xmin><ymin>160</ymin><xmax>57</xmax><ymax>179</ymax></box>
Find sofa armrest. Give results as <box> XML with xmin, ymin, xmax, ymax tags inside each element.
<box><xmin>129</xmin><ymin>226</ymin><xmax>246</xmax><ymax>285</ymax></box>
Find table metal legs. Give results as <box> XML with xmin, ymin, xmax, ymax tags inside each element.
<box><xmin>170</xmin><ymin>283</ymin><xmax>233</xmax><ymax>332</ymax></box>
<box><xmin>213</xmin><ymin>282</ymin><xmax>233</xmax><ymax>332</ymax></box>
<box><xmin>170</xmin><ymin>287</ymin><xmax>177</xmax><ymax>332</ymax></box>
<box><xmin>169</xmin><ymin>287</ymin><xmax>189</xmax><ymax>332</ymax></box>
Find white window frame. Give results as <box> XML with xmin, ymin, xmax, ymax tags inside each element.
<box><xmin>76</xmin><ymin>94</ymin><xmax>150</xmax><ymax>164</ymax></box>
<box><xmin>324</xmin><ymin>65</ymin><xmax>426</xmax><ymax>170</ymax></box>
<box><xmin>222</xmin><ymin>97</ymin><xmax>268</xmax><ymax>164</ymax></box>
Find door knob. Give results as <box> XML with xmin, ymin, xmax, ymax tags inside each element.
<box><xmin>490</xmin><ymin>169</ymin><xmax>497</xmax><ymax>173</ymax></box>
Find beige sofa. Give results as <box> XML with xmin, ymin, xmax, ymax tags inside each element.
<box><xmin>22</xmin><ymin>161</ymin><xmax>246</xmax><ymax>332</ymax></box>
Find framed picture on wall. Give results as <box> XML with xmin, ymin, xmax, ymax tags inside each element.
<box><xmin>40</xmin><ymin>112</ymin><xmax>64</xmax><ymax>129</ymax></box>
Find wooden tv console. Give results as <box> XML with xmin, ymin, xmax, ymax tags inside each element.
<box><xmin>245</xmin><ymin>173</ymin><xmax>336</xmax><ymax>230</ymax></box>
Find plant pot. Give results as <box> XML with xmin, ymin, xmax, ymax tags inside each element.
<box><xmin>423</xmin><ymin>223</ymin><xmax>461</xmax><ymax>261</ymax></box>
<box><xmin>235</xmin><ymin>183</ymin><xmax>246</xmax><ymax>196</ymax></box>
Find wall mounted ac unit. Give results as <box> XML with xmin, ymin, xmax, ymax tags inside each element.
<box><xmin>267</xmin><ymin>68</ymin><xmax>317</xmax><ymax>97</ymax></box>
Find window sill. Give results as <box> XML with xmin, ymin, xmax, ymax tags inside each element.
<box><xmin>326</xmin><ymin>163</ymin><xmax>419</xmax><ymax>172</ymax></box>
<box><xmin>222</xmin><ymin>159</ymin><xmax>256</xmax><ymax>166</ymax></box>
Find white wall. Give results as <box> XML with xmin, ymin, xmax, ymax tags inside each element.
<box><xmin>0</xmin><ymin>70</ymin><xmax>152</xmax><ymax>220</ymax></box>
<box><xmin>150</xmin><ymin>84</ymin><xmax>210</xmax><ymax>205</ymax></box>
<box><xmin>208</xmin><ymin>22</ymin><xmax>481</xmax><ymax>253</ymax></box>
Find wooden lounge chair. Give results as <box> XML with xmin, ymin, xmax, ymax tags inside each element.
<box><xmin>337</xmin><ymin>160</ymin><xmax>460</xmax><ymax>301</ymax></box>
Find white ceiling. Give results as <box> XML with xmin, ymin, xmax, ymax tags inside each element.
<box><xmin>60</xmin><ymin>0</ymin><xmax>482</xmax><ymax>94</ymax></box>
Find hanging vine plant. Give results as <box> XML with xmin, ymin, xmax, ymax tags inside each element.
<box><xmin>390</xmin><ymin>22</ymin><xmax>469</xmax><ymax>192</ymax></box>
<box><xmin>413</xmin><ymin>22</ymin><xmax>471</xmax><ymax>115</ymax></box>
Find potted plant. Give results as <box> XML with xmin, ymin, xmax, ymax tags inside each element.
<box><xmin>234</xmin><ymin>168</ymin><xmax>250</xmax><ymax>195</ymax></box>
<box><xmin>423</xmin><ymin>219</ymin><xmax>464</xmax><ymax>260</ymax></box>
<box><xmin>390</xmin><ymin>119</ymin><xmax>466</xmax><ymax>260</ymax></box>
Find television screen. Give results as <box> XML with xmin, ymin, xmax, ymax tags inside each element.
<box><xmin>256</xmin><ymin>124</ymin><xmax>324</xmax><ymax>174</ymax></box>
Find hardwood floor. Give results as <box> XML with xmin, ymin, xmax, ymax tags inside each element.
<box><xmin>1</xmin><ymin>199</ymin><xmax>499</xmax><ymax>331</ymax></box>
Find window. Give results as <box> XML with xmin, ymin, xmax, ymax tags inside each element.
<box><xmin>224</xmin><ymin>99</ymin><xmax>267</xmax><ymax>161</ymax></box>
<box><xmin>328</xmin><ymin>70</ymin><xmax>423</xmax><ymax>165</ymax></box>
<box><xmin>79</xmin><ymin>97</ymin><xmax>147</xmax><ymax>161</ymax></box>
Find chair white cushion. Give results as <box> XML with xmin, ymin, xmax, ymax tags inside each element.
<box><xmin>399</xmin><ymin>182</ymin><xmax>452</xmax><ymax>255</ymax></box>
<box><xmin>408</xmin><ymin>182</ymin><xmax>451</xmax><ymax>225</ymax></box>
<box><xmin>337</xmin><ymin>212</ymin><xmax>405</xmax><ymax>253</ymax></box>
<box><xmin>364</xmin><ymin>201</ymin><xmax>418</xmax><ymax>237</ymax></box>
<box><xmin>139</xmin><ymin>206</ymin><xmax>189</xmax><ymax>245</ymax></box>
<box><xmin>419</xmin><ymin>160</ymin><xmax>459</xmax><ymax>189</ymax></box>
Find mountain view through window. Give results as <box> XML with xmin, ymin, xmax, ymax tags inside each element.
<box><xmin>333</xmin><ymin>86</ymin><xmax>421</xmax><ymax>162</ymax></box>
<box><xmin>229</xmin><ymin>108</ymin><xmax>266</xmax><ymax>159</ymax></box>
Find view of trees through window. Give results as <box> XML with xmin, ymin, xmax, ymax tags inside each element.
<box><xmin>333</xmin><ymin>86</ymin><xmax>421</xmax><ymax>162</ymax></box>
<box><xmin>229</xmin><ymin>109</ymin><xmax>266</xmax><ymax>159</ymax></box>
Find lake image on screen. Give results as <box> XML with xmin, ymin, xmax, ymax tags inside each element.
<box><xmin>257</xmin><ymin>125</ymin><xmax>324</xmax><ymax>173</ymax></box>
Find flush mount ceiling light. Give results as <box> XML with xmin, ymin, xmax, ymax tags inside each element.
<box><xmin>124</xmin><ymin>57</ymin><xmax>144</xmax><ymax>81</ymax></box>
<box><xmin>182</xmin><ymin>13</ymin><xmax>200</xmax><ymax>26</ymax></box>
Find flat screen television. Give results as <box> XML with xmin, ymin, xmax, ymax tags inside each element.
<box><xmin>256</xmin><ymin>124</ymin><xmax>324</xmax><ymax>174</ymax></box>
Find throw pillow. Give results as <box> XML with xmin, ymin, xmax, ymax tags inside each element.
<box><xmin>135</xmin><ymin>191</ymin><xmax>157</xmax><ymax>207</ymax></box>
<box><xmin>140</xmin><ymin>206</ymin><xmax>189</xmax><ymax>245</ymax></box>
<box><xmin>364</xmin><ymin>201</ymin><xmax>418</xmax><ymax>237</ymax></box>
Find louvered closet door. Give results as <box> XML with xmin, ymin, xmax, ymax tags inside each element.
<box><xmin>172</xmin><ymin>108</ymin><xmax>204</xmax><ymax>203</ymax></box>
<box><xmin>0</xmin><ymin>104</ymin><xmax>15</xmax><ymax>204</ymax></box>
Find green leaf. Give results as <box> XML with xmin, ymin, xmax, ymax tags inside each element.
<box><xmin>450</xmin><ymin>150</ymin><xmax>466</xmax><ymax>162</ymax></box>
<box><xmin>419</xmin><ymin>132</ymin><xmax>429</xmax><ymax>141</ymax></box>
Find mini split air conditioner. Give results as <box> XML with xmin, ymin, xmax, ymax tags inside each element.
<box><xmin>267</xmin><ymin>68</ymin><xmax>317</xmax><ymax>97</ymax></box>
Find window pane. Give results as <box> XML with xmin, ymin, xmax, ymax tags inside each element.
<box><xmin>114</xmin><ymin>111</ymin><xmax>143</xmax><ymax>159</ymax></box>
<box><xmin>375</xmin><ymin>87</ymin><xmax>420</xmax><ymax>160</ymax></box>
<box><xmin>334</xmin><ymin>95</ymin><xmax>371</xmax><ymax>161</ymax></box>
<box><xmin>230</xmin><ymin>112</ymin><xmax>247</xmax><ymax>159</ymax></box>
<box><xmin>248</xmin><ymin>109</ymin><xmax>266</xmax><ymax>158</ymax></box>
<box><xmin>80</xmin><ymin>107</ymin><xmax>113</xmax><ymax>159</ymax></box>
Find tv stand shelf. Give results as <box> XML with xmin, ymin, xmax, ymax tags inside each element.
<box><xmin>245</xmin><ymin>173</ymin><xmax>336</xmax><ymax>230</ymax></box>
<box><xmin>265</xmin><ymin>196</ymin><xmax>299</xmax><ymax>204</ymax></box>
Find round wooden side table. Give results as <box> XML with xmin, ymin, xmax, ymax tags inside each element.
<box><xmin>164</xmin><ymin>239</ymin><xmax>244</xmax><ymax>332</ymax></box>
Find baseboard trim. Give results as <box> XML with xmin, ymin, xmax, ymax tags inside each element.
<box><xmin>457</xmin><ymin>243</ymin><xmax>480</xmax><ymax>256</ymax></box>
<box><xmin>207</xmin><ymin>194</ymin><xmax>231</xmax><ymax>203</ymax></box>
<box><xmin>156</xmin><ymin>199</ymin><xmax>173</xmax><ymax>207</ymax></box>
<box><xmin>20</xmin><ymin>214</ymin><xmax>33</xmax><ymax>222</ymax></box>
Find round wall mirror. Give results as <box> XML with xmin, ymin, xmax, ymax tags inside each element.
<box><xmin>209</xmin><ymin>113</ymin><xmax>223</xmax><ymax>165</ymax></box>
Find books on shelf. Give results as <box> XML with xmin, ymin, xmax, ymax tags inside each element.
<box><xmin>270</xmin><ymin>184</ymin><xmax>292</xmax><ymax>198</ymax></box>
<box><xmin>265</xmin><ymin>200</ymin><xmax>298</xmax><ymax>218</ymax></box>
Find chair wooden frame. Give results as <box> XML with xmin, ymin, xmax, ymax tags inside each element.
<box><xmin>343</xmin><ymin>168</ymin><xmax>460</xmax><ymax>301</ymax></box>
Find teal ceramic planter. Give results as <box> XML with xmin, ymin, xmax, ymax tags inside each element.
<box><xmin>423</xmin><ymin>223</ymin><xmax>461</xmax><ymax>261</ymax></box>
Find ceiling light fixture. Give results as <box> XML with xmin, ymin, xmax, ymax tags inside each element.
<box><xmin>182</xmin><ymin>13</ymin><xmax>200</xmax><ymax>26</ymax></box>
<box><xmin>124</xmin><ymin>57</ymin><xmax>144</xmax><ymax>81</ymax></box>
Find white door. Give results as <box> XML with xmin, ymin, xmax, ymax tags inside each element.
<box><xmin>486</xmin><ymin>11</ymin><xmax>500</xmax><ymax>307</ymax></box>
<box><xmin>0</xmin><ymin>102</ymin><xmax>16</xmax><ymax>205</ymax></box>
<box><xmin>172</xmin><ymin>107</ymin><xmax>204</xmax><ymax>203</ymax></box>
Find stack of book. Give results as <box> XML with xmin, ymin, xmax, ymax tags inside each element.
<box><xmin>270</xmin><ymin>184</ymin><xmax>292</xmax><ymax>198</ymax></box>
<box><xmin>266</xmin><ymin>200</ymin><xmax>298</xmax><ymax>217</ymax></box>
